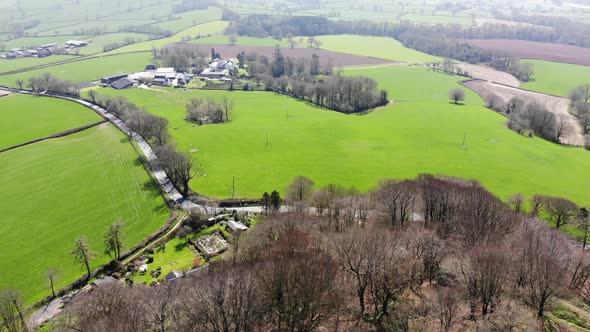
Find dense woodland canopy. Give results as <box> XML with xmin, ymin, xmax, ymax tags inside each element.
<box><xmin>37</xmin><ymin>174</ymin><xmax>590</xmax><ymax>331</ymax></box>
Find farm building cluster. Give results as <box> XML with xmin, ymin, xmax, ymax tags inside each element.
<box><xmin>1</xmin><ymin>40</ymin><xmax>89</xmax><ymax>60</ymax></box>
<box><xmin>101</xmin><ymin>58</ymin><xmax>236</xmax><ymax>90</ymax></box>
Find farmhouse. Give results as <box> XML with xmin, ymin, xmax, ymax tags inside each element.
<box><xmin>111</xmin><ymin>77</ymin><xmax>135</xmax><ymax>90</ymax></box>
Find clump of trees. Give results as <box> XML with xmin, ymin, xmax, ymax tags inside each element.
<box><xmin>25</xmin><ymin>73</ymin><xmax>79</xmax><ymax>96</ymax></box>
<box><xmin>58</xmin><ymin>173</ymin><xmax>590</xmax><ymax>331</ymax></box>
<box><xmin>488</xmin><ymin>57</ymin><xmax>535</xmax><ymax>82</ymax></box>
<box><xmin>185</xmin><ymin>96</ymin><xmax>234</xmax><ymax>125</ymax></box>
<box><xmin>507</xmin><ymin>98</ymin><xmax>568</xmax><ymax>142</ymax></box>
<box><xmin>569</xmin><ymin>84</ymin><xmax>590</xmax><ymax>148</ymax></box>
<box><xmin>247</xmin><ymin>48</ymin><xmax>388</xmax><ymax>114</ymax></box>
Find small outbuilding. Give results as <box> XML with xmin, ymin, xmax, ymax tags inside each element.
<box><xmin>91</xmin><ymin>276</ymin><xmax>117</xmax><ymax>288</ymax></box>
<box><xmin>166</xmin><ymin>270</ymin><xmax>183</xmax><ymax>282</ymax></box>
<box><xmin>226</xmin><ymin>220</ymin><xmax>248</xmax><ymax>232</ymax></box>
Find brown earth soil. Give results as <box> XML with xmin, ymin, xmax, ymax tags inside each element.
<box><xmin>454</xmin><ymin>63</ymin><xmax>520</xmax><ymax>86</ymax></box>
<box><xmin>464</xmin><ymin>39</ymin><xmax>590</xmax><ymax>66</ymax></box>
<box><xmin>174</xmin><ymin>43</ymin><xmax>396</xmax><ymax>67</ymax></box>
<box><xmin>462</xmin><ymin>79</ymin><xmax>583</xmax><ymax>146</ymax></box>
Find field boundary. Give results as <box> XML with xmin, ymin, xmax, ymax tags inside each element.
<box><xmin>0</xmin><ymin>120</ymin><xmax>107</xmax><ymax>154</ymax></box>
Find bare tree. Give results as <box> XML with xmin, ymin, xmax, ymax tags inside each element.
<box><xmin>0</xmin><ymin>290</ymin><xmax>28</xmax><ymax>332</ymax></box>
<box><xmin>286</xmin><ymin>32</ymin><xmax>297</xmax><ymax>49</ymax></box>
<box><xmin>104</xmin><ymin>219</ymin><xmax>125</xmax><ymax>260</ymax></box>
<box><xmin>70</xmin><ymin>236</ymin><xmax>96</xmax><ymax>279</ymax></box>
<box><xmin>448</xmin><ymin>88</ymin><xmax>465</xmax><ymax>104</ymax></box>
<box><xmin>222</xmin><ymin>96</ymin><xmax>235</xmax><ymax>122</ymax></box>
<box><xmin>434</xmin><ymin>288</ymin><xmax>458</xmax><ymax>332</ymax></box>
<box><xmin>374</xmin><ymin>180</ymin><xmax>417</xmax><ymax>227</ymax></box>
<box><xmin>228</xmin><ymin>34</ymin><xmax>237</xmax><ymax>46</ymax></box>
<box><xmin>286</xmin><ymin>176</ymin><xmax>315</xmax><ymax>202</ymax></box>
<box><xmin>507</xmin><ymin>193</ymin><xmax>525</xmax><ymax>213</ymax></box>
<box><xmin>542</xmin><ymin>196</ymin><xmax>579</xmax><ymax>229</ymax></box>
<box><xmin>554</xmin><ymin>114</ymin><xmax>571</xmax><ymax>143</ymax></box>
<box><xmin>570</xmin><ymin>84</ymin><xmax>590</xmax><ymax>104</ymax></box>
<box><xmin>15</xmin><ymin>79</ymin><xmax>23</xmax><ymax>90</ymax></box>
<box><xmin>529</xmin><ymin>194</ymin><xmax>545</xmax><ymax>218</ymax></box>
<box><xmin>46</xmin><ymin>268</ymin><xmax>60</xmax><ymax>298</ymax></box>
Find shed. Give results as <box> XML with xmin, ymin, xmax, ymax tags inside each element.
<box><xmin>101</xmin><ymin>74</ymin><xmax>128</xmax><ymax>84</ymax></box>
<box><xmin>226</xmin><ymin>220</ymin><xmax>248</xmax><ymax>232</ymax></box>
<box><xmin>166</xmin><ymin>270</ymin><xmax>182</xmax><ymax>282</ymax></box>
<box><xmin>111</xmin><ymin>77</ymin><xmax>134</xmax><ymax>90</ymax></box>
<box><xmin>91</xmin><ymin>276</ymin><xmax>117</xmax><ymax>288</ymax></box>
<box><xmin>65</xmin><ymin>40</ymin><xmax>88</xmax><ymax>47</ymax></box>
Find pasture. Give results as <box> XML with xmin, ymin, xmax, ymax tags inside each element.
<box><xmin>0</xmin><ymin>55</ymin><xmax>77</xmax><ymax>74</ymax></box>
<box><xmin>314</xmin><ymin>35</ymin><xmax>440</xmax><ymax>63</ymax></box>
<box><xmin>0</xmin><ymin>52</ymin><xmax>151</xmax><ymax>86</ymax></box>
<box><xmin>0</xmin><ymin>123</ymin><xmax>169</xmax><ymax>304</ymax></box>
<box><xmin>521</xmin><ymin>60</ymin><xmax>590</xmax><ymax>97</ymax></box>
<box><xmin>0</xmin><ymin>94</ymin><xmax>101</xmax><ymax>149</ymax></box>
<box><xmin>100</xmin><ymin>82</ymin><xmax>590</xmax><ymax>205</ymax></box>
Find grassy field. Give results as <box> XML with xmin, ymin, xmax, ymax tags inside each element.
<box><xmin>0</xmin><ymin>36</ymin><xmax>84</xmax><ymax>51</ymax></box>
<box><xmin>106</xmin><ymin>21</ymin><xmax>230</xmax><ymax>54</ymax></box>
<box><xmin>521</xmin><ymin>60</ymin><xmax>590</xmax><ymax>97</ymax></box>
<box><xmin>192</xmin><ymin>35</ymin><xmax>289</xmax><ymax>48</ymax></box>
<box><xmin>0</xmin><ymin>94</ymin><xmax>102</xmax><ymax>149</ymax></box>
<box><xmin>314</xmin><ymin>35</ymin><xmax>440</xmax><ymax>63</ymax></box>
<box><xmin>100</xmin><ymin>77</ymin><xmax>590</xmax><ymax>205</ymax></box>
<box><xmin>0</xmin><ymin>52</ymin><xmax>151</xmax><ymax>85</ymax></box>
<box><xmin>0</xmin><ymin>123</ymin><xmax>169</xmax><ymax>304</ymax></box>
<box><xmin>80</xmin><ymin>32</ymin><xmax>148</xmax><ymax>55</ymax></box>
<box><xmin>344</xmin><ymin>65</ymin><xmax>483</xmax><ymax>104</ymax></box>
<box><xmin>147</xmin><ymin>7</ymin><xmax>223</xmax><ymax>33</ymax></box>
<box><xmin>401</xmin><ymin>13</ymin><xmax>474</xmax><ymax>25</ymax></box>
<box><xmin>0</xmin><ymin>55</ymin><xmax>78</xmax><ymax>74</ymax></box>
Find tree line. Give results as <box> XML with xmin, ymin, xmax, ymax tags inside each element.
<box><xmin>89</xmin><ymin>92</ymin><xmax>198</xmax><ymax>197</ymax></box>
<box><xmin>19</xmin><ymin>73</ymin><xmax>79</xmax><ymax>97</ymax></box>
<box><xmin>247</xmin><ymin>49</ymin><xmax>388</xmax><ymax>114</ymax></box>
<box><xmin>569</xmin><ymin>84</ymin><xmax>590</xmax><ymax>149</ymax></box>
<box><xmin>49</xmin><ymin>173</ymin><xmax>590</xmax><ymax>331</ymax></box>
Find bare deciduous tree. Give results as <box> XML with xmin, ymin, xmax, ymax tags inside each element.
<box><xmin>541</xmin><ymin>196</ymin><xmax>579</xmax><ymax>229</ymax></box>
<box><xmin>507</xmin><ymin>193</ymin><xmax>525</xmax><ymax>213</ymax></box>
<box><xmin>286</xmin><ymin>176</ymin><xmax>315</xmax><ymax>202</ymax></box>
<box><xmin>434</xmin><ymin>288</ymin><xmax>458</xmax><ymax>332</ymax></box>
<box><xmin>70</xmin><ymin>236</ymin><xmax>96</xmax><ymax>279</ymax></box>
<box><xmin>0</xmin><ymin>290</ymin><xmax>28</xmax><ymax>332</ymax></box>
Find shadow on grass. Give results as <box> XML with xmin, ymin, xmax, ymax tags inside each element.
<box><xmin>174</xmin><ymin>242</ymin><xmax>187</xmax><ymax>252</ymax></box>
<box><xmin>120</xmin><ymin>137</ymin><xmax>131</xmax><ymax>144</ymax></box>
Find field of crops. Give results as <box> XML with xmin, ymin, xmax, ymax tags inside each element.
<box><xmin>0</xmin><ymin>123</ymin><xmax>169</xmax><ymax>303</ymax></box>
<box><xmin>0</xmin><ymin>94</ymin><xmax>102</xmax><ymax>149</ymax></box>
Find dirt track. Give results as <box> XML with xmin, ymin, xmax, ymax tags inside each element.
<box><xmin>463</xmin><ymin>80</ymin><xmax>583</xmax><ymax>146</ymax></box>
<box><xmin>454</xmin><ymin>63</ymin><xmax>520</xmax><ymax>87</ymax></box>
<box><xmin>465</xmin><ymin>39</ymin><xmax>590</xmax><ymax>66</ymax></box>
<box><xmin>175</xmin><ymin>43</ymin><xmax>395</xmax><ymax>67</ymax></box>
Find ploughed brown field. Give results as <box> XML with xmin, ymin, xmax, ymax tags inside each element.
<box><xmin>465</xmin><ymin>39</ymin><xmax>590</xmax><ymax>66</ymax></box>
<box><xmin>176</xmin><ymin>43</ymin><xmax>396</xmax><ymax>67</ymax></box>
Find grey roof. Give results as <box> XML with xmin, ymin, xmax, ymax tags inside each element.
<box><xmin>111</xmin><ymin>77</ymin><xmax>134</xmax><ymax>90</ymax></box>
<box><xmin>166</xmin><ymin>270</ymin><xmax>183</xmax><ymax>282</ymax></box>
<box><xmin>92</xmin><ymin>276</ymin><xmax>117</xmax><ymax>287</ymax></box>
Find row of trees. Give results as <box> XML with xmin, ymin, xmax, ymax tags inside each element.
<box><xmin>19</xmin><ymin>73</ymin><xmax>79</xmax><ymax>97</ymax></box>
<box><xmin>89</xmin><ymin>93</ymin><xmax>197</xmax><ymax>196</ymax></box>
<box><xmin>507</xmin><ymin>97</ymin><xmax>569</xmax><ymax>143</ymax></box>
<box><xmin>488</xmin><ymin>57</ymin><xmax>535</xmax><ymax>82</ymax></box>
<box><xmin>57</xmin><ymin>174</ymin><xmax>590</xmax><ymax>331</ymax></box>
<box><xmin>569</xmin><ymin>85</ymin><xmax>590</xmax><ymax>147</ymax></box>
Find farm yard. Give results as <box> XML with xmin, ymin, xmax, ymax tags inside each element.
<box><xmin>0</xmin><ymin>123</ymin><xmax>169</xmax><ymax>304</ymax></box>
<box><xmin>0</xmin><ymin>94</ymin><xmax>101</xmax><ymax>149</ymax></box>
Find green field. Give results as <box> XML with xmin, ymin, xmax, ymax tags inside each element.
<box><xmin>401</xmin><ymin>13</ymin><xmax>474</xmax><ymax>25</ymax></box>
<box><xmin>0</xmin><ymin>52</ymin><xmax>151</xmax><ymax>85</ymax></box>
<box><xmin>99</xmin><ymin>66</ymin><xmax>590</xmax><ymax>204</ymax></box>
<box><xmin>521</xmin><ymin>60</ymin><xmax>590</xmax><ymax>97</ymax></box>
<box><xmin>192</xmin><ymin>35</ymin><xmax>289</xmax><ymax>48</ymax></box>
<box><xmin>0</xmin><ymin>55</ymin><xmax>78</xmax><ymax>74</ymax></box>
<box><xmin>106</xmin><ymin>21</ymin><xmax>230</xmax><ymax>54</ymax></box>
<box><xmin>314</xmin><ymin>35</ymin><xmax>440</xmax><ymax>63</ymax></box>
<box><xmin>345</xmin><ymin>65</ymin><xmax>483</xmax><ymax>104</ymax></box>
<box><xmin>80</xmin><ymin>32</ymin><xmax>148</xmax><ymax>55</ymax></box>
<box><xmin>147</xmin><ymin>7</ymin><xmax>223</xmax><ymax>33</ymax></box>
<box><xmin>0</xmin><ymin>94</ymin><xmax>102</xmax><ymax>149</ymax></box>
<box><xmin>0</xmin><ymin>123</ymin><xmax>169</xmax><ymax>303</ymax></box>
